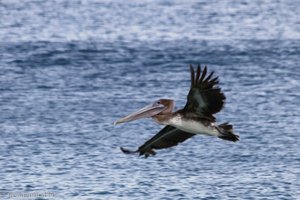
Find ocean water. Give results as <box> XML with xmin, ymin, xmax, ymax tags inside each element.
<box><xmin>1</xmin><ymin>0</ymin><xmax>300</xmax><ymax>199</ymax></box>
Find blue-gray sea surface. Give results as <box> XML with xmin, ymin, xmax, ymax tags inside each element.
<box><xmin>0</xmin><ymin>0</ymin><xmax>300</xmax><ymax>199</ymax></box>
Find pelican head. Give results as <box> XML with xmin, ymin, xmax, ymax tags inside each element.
<box><xmin>114</xmin><ymin>99</ymin><xmax>174</xmax><ymax>125</ymax></box>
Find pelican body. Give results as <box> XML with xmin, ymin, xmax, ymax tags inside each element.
<box><xmin>115</xmin><ymin>65</ymin><xmax>239</xmax><ymax>157</ymax></box>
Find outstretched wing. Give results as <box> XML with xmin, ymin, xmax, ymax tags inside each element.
<box><xmin>183</xmin><ymin>65</ymin><xmax>226</xmax><ymax>120</ymax></box>
<box><xmin>121</xmin><ymin>125</ymin><xmax>195</xmax><ymax>158</ymax></box>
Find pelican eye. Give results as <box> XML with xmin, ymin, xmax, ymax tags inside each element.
<box><xmin>157</xmin><ymin>101</ymin><xmax>161</xmax><ymax>104</ymax></box>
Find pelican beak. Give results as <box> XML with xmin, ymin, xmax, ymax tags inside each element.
<box><xmin>114</xmin><ymin>103</ymin><xmax>166</xmax><ymax>125</ymax></box>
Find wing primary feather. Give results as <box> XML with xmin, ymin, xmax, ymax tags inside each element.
<box><xmin>208</xmin><ymin>77</ymin><xmax>219</xmax><ymax>87</ymax></box>
<box><xmin>204</xmin><ymin>71</ymin><xmax>214</xmax><ymax>85</ymax></box>
<box><xmin>196</xmin><ymin>64</ymin><xmax>201</xmax><ymax>82</ymax></box>
<box><xmin>199</xmin><ymin>66</ymin><xmax>207</xmax><ymax>85</ymax></box>
<box><xmin>190</xmin><ymin>64</ymin><xmax>195</xmax><ymax>87</ymax></box>
<box><xmin>120</xmin><ymin>147</ymin><xmax>138</xmax><ymax>154</ymax></box>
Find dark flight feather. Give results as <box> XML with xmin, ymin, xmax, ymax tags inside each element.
<box><xmin>183</xmin><ymin>65</ymin><xmax>226</xmax><ymax>120</ymax></box>
<box><xmin>121</xmin><ymin>125</ymin><xmax>195</xmax><ymax>158</ymax></box>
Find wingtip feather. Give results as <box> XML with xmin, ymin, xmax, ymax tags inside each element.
<box><xmin>120</xmin><ymin>147</ymin><xmax>138</xmax><ymax>154</ymax></box>
<box><xmin>196</xmin><ymin>64</ymin><xmax>201</xmax><ymax>80</ymax></box>
<box><xmin>190</xmin><ymin>64</ymin><xmax>195</xmax><ymax>87</ymax></box>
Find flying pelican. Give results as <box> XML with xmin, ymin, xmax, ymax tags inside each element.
<box><xmin>114</xmin><ymin>65</ymin><xmax>239</xmax><ymax>157</ymax></box>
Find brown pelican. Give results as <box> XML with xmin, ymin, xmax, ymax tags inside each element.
<box><xmin>114</xmin><ymin>65</ymin><xmax>239</xmax><ymax>157</ymax></box>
